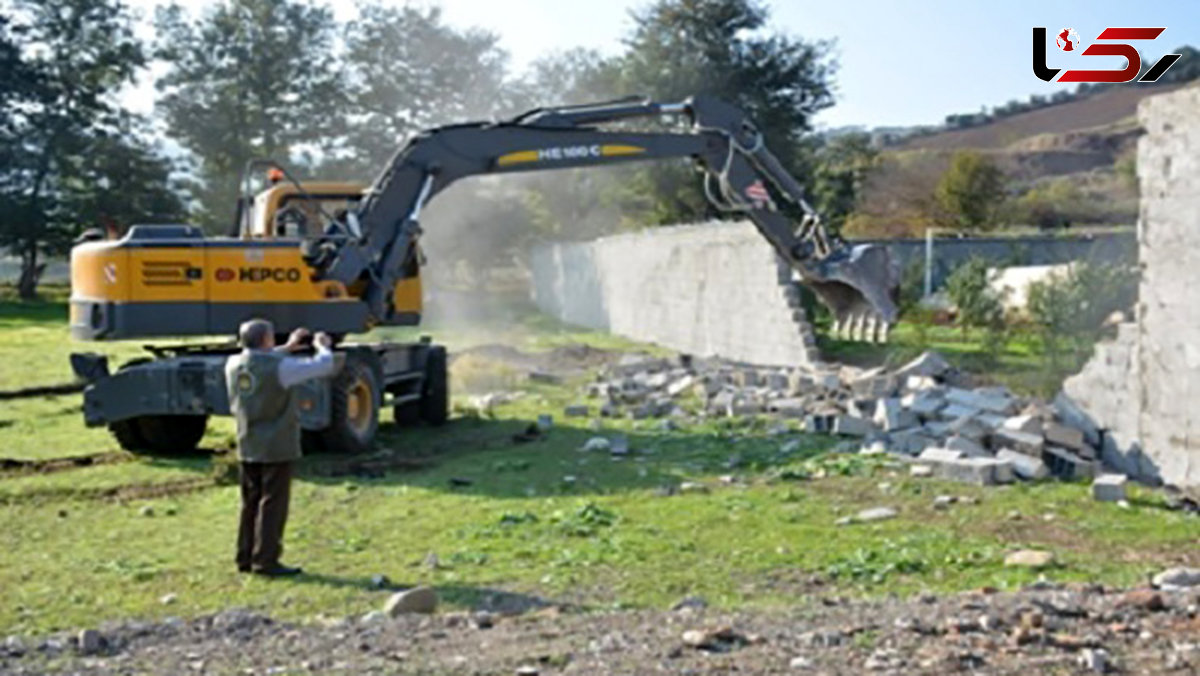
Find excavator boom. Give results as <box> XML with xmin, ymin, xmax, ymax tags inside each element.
<box><xmin>313</xmin><ymin>95</ymin><xmax>897</xmax><ymax>340</ymax></box>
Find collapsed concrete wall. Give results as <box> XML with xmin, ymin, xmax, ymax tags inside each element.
<box><xmin>529</xmin><ymin>221</ymin><xmax>819</xmax><ymax>367</ymax></box>
<box><xmin>1063</xmin><ymin>85</ymin><xmax>1200</xmax><ymax>487</ymax></box>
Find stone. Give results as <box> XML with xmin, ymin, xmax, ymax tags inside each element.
<box><xmin>1004</xmin><ymin>549</ymin><xmax>1055</xmax><ymax>568</ymax></box>
<box><xmin>1003</xmin><ymin>415</ymin><xmax>1043</xmax><ymax>435</ymax></box>
<box><xmin>515</xmin><ymin>665</ymin><xmax>540</xmax><ymax>676</ymax></box>
<box><xmin>890</xmin><ymin>428</ymin><xmax>937</xmax><ymax>455</ymax></box>
<box><xmin>671</xmin><ymin>596</ymin><xmax>709</xmax><ymax>612</ymax></box>
<box><xmin>1078</xmin><ymin>648</ymin><xmax>1109</xmax><ymax>673</ymax></box>
<box><xmin>789</xmin><ymin>656</ymin><xmax>814</xmax><ymax>669</ymax></box>
<box><xmin>564</xmin><ymin>404</ymin><xmax>589</xmax><ymax>417</ymax></box>
<box><xmin>855</xmin><ymin>506</ymin><xmax>898</xmax><ymax>522</ymax></box>
<box><xmin>77</xmin><ymin>629</ymin><xmax>102</xmax><ymax>655</ymax></box>
<box><xmin>160</xmin><ymin>593</ymin><xmax>178</xmax><ymax>605</ymax></box>
<box><xmin>1092</xmin><ymin>474</ymin><xmax>1128</xmax><ymax>502</ymax></box>
<box><xmin>360</xmin><ymin>610</ymin><xmax>388</xmax><ymax>624</ymax></box>
<box><xmin>997</xmin><ymin>449</ymin><xmax>1049</xmax><ymax>480</ymax></box>
<box><xmin>768</xmin><ymin>398</ymin><xmax>810</xmax><ymax>418</ymax></box>
<box><xmin>933</xmin><ymin>495</ymin><xmax>956</xmax><ymax>510</ymax></box>
<box><xmin>910</xmin><ymin>464</ymin><xmax>934</xmax><ymax>478</ymax></box>
<box><xmin>991</xmin><ymin>428</ymin><xmax>1044</xmax><ymax>456</ymax></box>
<box><xmin>536</xmin><ymin>414</ymin><xmax>553</xmax><ymax>431</ymax></box>
<box><xmin>4</xmin><ymin>636</ymin><xmax>26</xmax><ymax>657</ymax></box>
<box><xmin>939</xmin><ymin>403</ymin><xmax>981</xmax><ymax>421</ymax></box>
<box><xmin>947</xmin><ymin>415</ymin><xmax>990</xmax><ymax>441</ymax></box>
<box><xmin>905</xmin><ymin>375</ymin><xmax>938</xmax><ymax>391</ymax></box>
<box><xmin>902</xmin><ymin>391</ymin><xmax>946</xmax><ymax>418</ymax></box>
<box><xmin>139</xmin><ymin>505</ymin><xmax>155</xmax><ymax>517</ymax></box>
<box><xmin>1153</xmin><ymin>567</ymin><xmax>1200</xmax><ymax>590</ymax></box>
<box><xmin>384</xmin><ymin>586</ymin><xmax>438</xmax><ymax>616</ymax></box>
<box><xmin>678</xmin><ymin>481</ymin><xmax>710</xmax><ymax>495</ymax></box>
<box><xmin>1116</xmin><ymin>589</ymin><xmax>1165</xmax><ymax>612</ymax></box>
<box><xmin>1043</xmin><ymin>446</ymin><xmax>1096</xmax><ymax>480</ymax></box>
<box><xmin>1043</xmin><ymin>421</ymin><xmax>1087</xmax><ymax>452</ymax></box>
<box><xmin>582</xmin><ymin>437</ymin><xmax>610</xmax><ymax>453</ymax></box>
<box><xmin>609</xmin><ymin>436</ymin><xmax>630</xmax><ymax>456</ymax></box>
<box><xmin>832</xmin><ymin>415</ymin><xmax>876</xmax><ymax>437</ymax></box>
<box><xmin>666</xmin><ymin>375</ymin><xmax>696</xmax><ymax>397</ymax></box>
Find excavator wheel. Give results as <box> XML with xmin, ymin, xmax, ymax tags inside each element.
<box><xmin>110</xmin><ymin>415</ymin><xmax>208</xmax><ymax>454</ymax></box>
<box><xmin>320</xmin><ymin>351</ymin><xmax>381</xmax><ymax>454</ymax></box>
<box><xmin>418</xmin><ymin>346</ymin><xmax>449</xmax><ymax>426</ymax></box>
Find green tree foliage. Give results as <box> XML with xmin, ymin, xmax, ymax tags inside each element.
<box><xmin>1027</xmin><ymin>260</ymin><xmax>1138</xmax><ymax>357</ymax></box>
<box><xmin>944</xmin><ymin>257</ymin><xmax>1003</xmax><ymax>339</ymax></box>
<box><xmin>810</xmin><ymin>132</ymin><xmax>878</xmax><ymax>234</ymax></box>
<box><xmin>0</xmin><ymin>0</ymin><xmax>182</xmax><ymax>299</ymax></box>
<box><xmin>155</xmin><ymin>0</ymin><xmax>342</xmax><ymax>231</ymax></box>
<box><xmin>935</xmin><ymin>151</ymin><xmax>1007</xmax><ymax>231</ymax></box>
<box><xmin>330</xmin><ymin>3</ymin><xmax>511</xmax><ymax>179</ymax></box>
<box><xmin>612</xmin><ymin>0</ymin><xmax>835</xmax><ymax>225</ymax></box>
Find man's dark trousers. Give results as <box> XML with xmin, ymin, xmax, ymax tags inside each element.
<box><xmin>237</xmin><ymin>461</ymin><xmax>292</xmax><ymax>571</ymax></box>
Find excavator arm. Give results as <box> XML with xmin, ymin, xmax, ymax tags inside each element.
<box><xmin>311</xmin><ymin>95</ymin><xmax>898</xmax><ymax>341</ymax></box>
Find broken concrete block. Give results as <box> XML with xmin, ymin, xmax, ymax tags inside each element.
<box><xmin>1043</xmin><ymin>446</ymin><xmax>1096</xmax><ymax>481</ymax></box>
<box><xmin>991</xmin><ymin>428</ymin><xmax>1044</xmax><ymax>456</ymax></box>
<box><xmin>1051</xmin><ymin>392</ymin><xmax>1101</xmax><ymax>448</ymax></box>
<box><xmin>707</xmin><ymin>390</ymin><xmax>735</xmax><ymax>416</ymax></box>
<box><xmin>889</xmin><ymin>428</ymin><xmax>937</xmax><ymax>455</ymax></box>
<box><xmin>764</xmin><ymin>371</ymin><xmax>789</xmax><ymax>392</ymax></box>
<box><xmin>1002</xmin><ymin>414</ymin><xmax>1043</xmax><ymax>435</ymax></box>
<box><xmin>1043</xmin><ymin>421</ymin><xmax>1086</xmax><ymax>453</ymax></box>
<box><xmin>945</xmin><ymin>435</ymin><xmax>988</xmax><ymax>458</ymax></box>
<box><xmin>904</xmin><ymin>375</ymin><xmax>939</xmax><ymax>391</ymax></box>
<box><xmin>666</xmin><ymin>375</ymin><xmax>696</xmax><ymax>397</ymax></box>
<box><xmin>919</xmin><ymin>447</ymin><xmax>964</xmax><ymax>463</ymax></box>
<box><xmin>874</xmin><ymin>398</ymin><xmax>919</xmax><ymax>431</ymax></box>
<box><xmin>786</xmin><ymin>369</ymin><xmax>813</xmax><ymax>395</ymax></box>
<box><xmin>1092</xmin><ymin>474</ymin><xmax>1128</xmax><ymax>502</ymax></box>
<box><xmin>976</xmin><ymin>413</ymin><xmax>1008</xmax><ymax>431</ymax></box>
<box><xmin>938</xmin><ymin>403</ymin><xmax>982</xmax><ymax>421</ymax></box>
<box><xmin>945</xmin><ymin>388</ymin><xmax>1015</xmax><ymax>415</ymax></box>
<box><xmin>947</xmin><ymin>415</ymin><xmax>989</xmax><ymax>442</ymax></box>
<box><xmin>803</xmin><ymin>414</ymin><xmax>832</xmax><ymax>434</ymax></box>
<box><xmin>832</xmin><ymin>415</ymin><xmax>876</xmax><ymax>437</ymax></box>
<box><xmin>997</xmin><ymin>449</ymin><xmax>1049</xmax><ymax>480</ymax></box>
<box><xmin>600</xmin><ymin>402</ymin><xmax>621</xmax><ymax>417</ymax></box>
<box><xmin>922</xmin><ymin>420</ymin><xmax>952</xmax><ymax>438</ymax></box>
<box><xmin>564</xmin><ymin>404</ymin><xmax>590</xmax><ymax>418</ymax></box>
<box><xmin>902</xmin><ymin>391</ymin><xmax>946</xmax><ymax>418</ymax></box>
<box><xmin>767</xmin><ymin>398</ymin><xmax>809</xmax><ymax>418</ymax></box>
<box><xmin>937</xmin><ymin>457</ymin><xmax>1015</xmax><ymax>485</ymax></box>
<box><xmin>894</xmin><ymin>351</ymin><xmax>951</xmax><ymax>380</ymax></box>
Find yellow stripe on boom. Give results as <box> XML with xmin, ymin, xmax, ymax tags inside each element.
<box><xmin>496</xmin><ymin>150</ymin><xmax>540</xmax><ymax>167</ymax></box>
<box><xmin>601</xmin><ymin>144</ymin><xmax>645</xmax><ymax>157</ymax></box>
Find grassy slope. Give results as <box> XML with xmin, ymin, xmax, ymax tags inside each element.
<box><xmin>0</xmin><ymin>293</ymin><xmax>1196</xmax><ymax>635</ymax></box>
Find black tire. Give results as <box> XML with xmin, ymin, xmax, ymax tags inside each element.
<box><xmin>320</xmin><ymin>351</ymin><xmax>381</xmax><ymax>454</ymax></box>
<box><xmin>110</xmin><ymin>415</ymin><xmax>208</xmax><ymax>454</ymax></box>
<box><xmin>419</xmin><ymin>346</ymin><xmax>448</xmax><ymax>426</ymax></box>
<box><xmin>392</xmin><ymin>400</ymin><xmax>421</xmax><ymax>427</ymax></box>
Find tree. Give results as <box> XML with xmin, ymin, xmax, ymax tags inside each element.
<box><xmin>154</xmin><ymin>0</ymin><xmax>342</xmax><ymax>231</ymax></box>
<box><xmin>944</xmin><ymin>256</ymin><xmax>1003</xmax><ymax>339</ymax></box>
<box><xmin>810</xmin><ymin>132</ymin><xmax>878</xmax><ymax>234</ymax></box>
<box><xmin>935</xmin><ymin>150</ymin><xmax>1007</xmax><ymax>231</ymax></box>
<box><xmin>0</xmin><ymin>0</ymin><xmax>175</xmax><ymax>299</ymax></box>
<box><xmin>613</xmin><ymin>0</ymin><xmax>835</xmax><ymax>225</ymax></box>
<box><xmin>329</xmin><ymin>3</ymin><xmax>512</xmax><ymax>180</ymax></box>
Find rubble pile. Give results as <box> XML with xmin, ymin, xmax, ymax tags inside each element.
<box><xmin>570</xmin><ymin>351</ymin><xmax>1106</xmax><ymax>486</ymax></box>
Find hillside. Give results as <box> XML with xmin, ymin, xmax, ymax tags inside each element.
<box><xmin>898</xmin><ymin>84</ymin><xmax>1185</xmax><ymax>152</ymax></box>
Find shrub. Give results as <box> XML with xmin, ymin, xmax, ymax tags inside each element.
<box><xmin>944</xmin><ymin>257</ymin><xmax>1004</xmax><ymax>339</ymax></box>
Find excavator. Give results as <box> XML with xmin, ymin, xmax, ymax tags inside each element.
<box><xmin>68</xmin><ymin>95</ymin><xmax>898</xmax><ymax>454</ymax></box>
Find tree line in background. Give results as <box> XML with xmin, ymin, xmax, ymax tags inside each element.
<box><xmin>3</xmin><ymin>0</ymin><xmax>865</xmax><ymax>297</ymax></box>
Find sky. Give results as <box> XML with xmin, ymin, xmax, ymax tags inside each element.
<box><xmin>123</xmin><ymin>0</ymin><xmax>1200</xmax><ymax>129</ymax></box>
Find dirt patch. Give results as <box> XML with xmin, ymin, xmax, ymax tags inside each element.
<box><xmin>4</xmin><ymin>585</ymin><xmax>1199</xmax><ymax>674</ymax></box>
<box><xmin>0</xmin><ymin>452</ymin><xmax>130</xmax><ymax>477</ymax></box>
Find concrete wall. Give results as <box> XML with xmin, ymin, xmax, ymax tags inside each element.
<box><xmin>530</xmin><ymin>221</ymin><xmax>819</xmax><ymax>367</ymax></box>
<box><xmin>1063</xmin><ymin>85</ymin><xmax>1200</xmax><ymax>487</ymax></box>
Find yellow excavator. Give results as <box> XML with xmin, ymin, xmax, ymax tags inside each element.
<box><xmin>68</xmin><ymin>95</ymin><xmax>898</xmax><ymax>454</ymax></box>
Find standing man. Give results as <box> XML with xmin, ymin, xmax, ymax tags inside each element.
<box><xmin>225</xmin><ymin>319</ymin><xmax>336</xmax><ymax>577</ymax></box>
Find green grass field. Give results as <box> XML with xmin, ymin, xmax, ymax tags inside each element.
<box><xmin>0</xmin><ymin>287</ymin><xmax>1196</xmax><ymax>636</ymax></box>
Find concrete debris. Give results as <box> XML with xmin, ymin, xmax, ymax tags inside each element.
<box><xmin>579</xmin><ymin>349</ymin><xmax>1137</xmax><ymax>488</ymax></box>
<box><xmin>1092</xmin><ymin>474</ymin><xmax>1128</xmax><ymax>502</ymax></box>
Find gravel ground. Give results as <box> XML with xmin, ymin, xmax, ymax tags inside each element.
<box><xmin>4</xmin><ymin>584</ymin><xmax>1199</xmax><ymax>675</ymax></box>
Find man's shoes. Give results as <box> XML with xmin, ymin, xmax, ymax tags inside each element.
<box><xmin>252</xmin><ymin>564</ymin><xmax>303</xmax><ymax>577</ymax></box>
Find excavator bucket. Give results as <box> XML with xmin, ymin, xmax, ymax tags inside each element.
<box><xmin>798</xmin><ymin>243</ymin><xmax>899</xmax><ymax>343</ymax></box>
